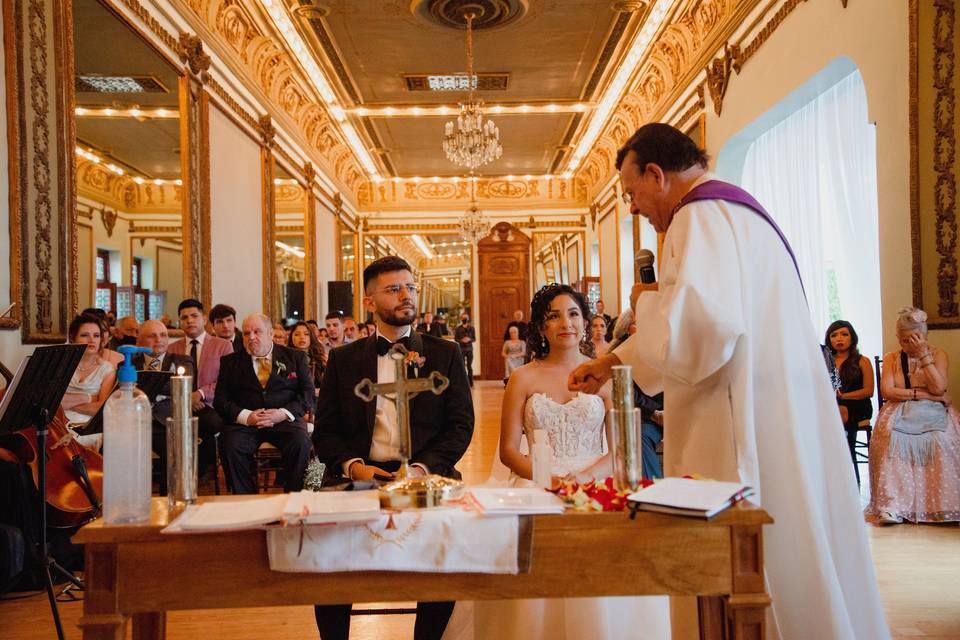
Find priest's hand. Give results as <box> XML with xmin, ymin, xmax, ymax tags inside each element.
<box><xmin>568</xmin><ymin>353</ymin><xmax>622</xmax><ymax>394</ymax></box>
<box><xmin>349</xmin><ymin>462</ymin><xmax>395</xmax><ymax>482</ymax></box>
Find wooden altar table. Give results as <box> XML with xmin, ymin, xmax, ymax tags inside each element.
<box><xmin>73</xmin><ymin>496</ymin><xmax>773</xmax><ymax>640</ymax></box>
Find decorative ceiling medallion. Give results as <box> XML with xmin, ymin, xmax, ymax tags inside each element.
<box><xmin>75</xmin><ymin>75</ymin><xmax>169</xmax><ymax>94</ymax></box>
<box><xmin>414</xmin><ymin>0</ymin><xmax>527</xmax><ymax>30</ymax></box>
<box><xmin>404</xmin><ymin>73</ymin><xmax>510</xmax><ymax>91</ymax></box>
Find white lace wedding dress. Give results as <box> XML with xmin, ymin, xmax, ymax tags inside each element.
<box><xmin>443</xmin><ymin>393</ymin><xmax>671</xmax><ymax>640</ymax></box>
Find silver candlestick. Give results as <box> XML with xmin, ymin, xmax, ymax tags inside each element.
<box><xmin>167</xmin><ymin>368</ymin><xmax>198</xmax><ymax>512</ymax></box>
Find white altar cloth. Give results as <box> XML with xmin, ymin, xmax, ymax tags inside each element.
<box><xmin>267</xmin><ymin>508</ymin><xmax>519</xmax><ymax>574</ymax></box>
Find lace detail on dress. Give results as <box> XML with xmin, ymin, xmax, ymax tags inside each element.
<box><xmin>523</xmin><ymin>393</ymin><xmax>605</xmax><ymax>477</ymax></box>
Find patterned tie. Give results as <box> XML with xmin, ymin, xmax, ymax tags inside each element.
<box><xmin>149</xmin><ymin>356</ymin><xmax>162</xmax><ymax>371</ymax></box>
<box><xmin>256</xmin><ymin>357</ymin><xmax>271</xmax><ymax>388</ymax></box>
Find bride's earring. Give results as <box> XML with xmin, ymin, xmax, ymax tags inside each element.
<box><xmin>540</xmin><ymin>335</ymin><xmax>547</xmax><ymax>352</ymax></box>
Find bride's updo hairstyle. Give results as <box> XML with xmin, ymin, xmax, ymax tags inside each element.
<box><xmin>527</xmin><ymin>283</ymin><xmax>592</xmax><ymax>359</ymax></box>
<box><xmin>896</xmin><ymin>307</ymin><xmax>928</xmax><ymax>335</ymax></box>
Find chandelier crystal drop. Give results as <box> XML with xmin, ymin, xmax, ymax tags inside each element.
<box><xmin>442</xmin><ymin>13</ymin><xmax>502</xmax><ymax>170</ymax></box>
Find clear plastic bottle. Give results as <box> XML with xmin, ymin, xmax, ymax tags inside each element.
<box><xmin>102</xmin><ymin>346</ymin><xmax>153</xmax><ymax>524</ymax></box>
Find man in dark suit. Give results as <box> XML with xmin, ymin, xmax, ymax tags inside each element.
<box><xmin>312</xmin><ymin>256</ymin><xmax>474</xmax><ymax>640</ymax></box>
<box><xmin>215</xmin><ymin>313</ymin><xmax>314</xmax><ymax>494</ymax></box>
<box><xmin>209</xmin><ymin>303</ymin><xmax>244</xmax><ymax>354</ymax></box>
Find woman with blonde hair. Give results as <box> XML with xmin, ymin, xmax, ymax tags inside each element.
<box><xmin>865</xmin><ymin>307</ymin><xmax>960</xmax><ymax>524</ymax></box>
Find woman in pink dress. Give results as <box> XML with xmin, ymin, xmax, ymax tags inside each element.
<box><xmin>865</xmin><ymin>307</ymin><xmax>960</xmax><ymax>524</ymax></box>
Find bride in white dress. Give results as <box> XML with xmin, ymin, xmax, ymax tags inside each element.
<box><xmin>443</xmin><ymin>285</ymin><xmax>670</xmax><ymax>640</ymax></box>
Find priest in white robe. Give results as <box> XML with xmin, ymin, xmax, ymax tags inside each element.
<box><xmin>569</xmin><ymin>123</ymin><xmax>890</xmax><ymax>640</ymax></box>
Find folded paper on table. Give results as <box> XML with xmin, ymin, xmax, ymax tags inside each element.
<box><xmin>267</xmin><ymin>509</ymin><xmax>519</xmax><ymax>574</ymax></box>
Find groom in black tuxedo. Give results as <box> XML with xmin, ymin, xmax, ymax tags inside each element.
<box><xmin>312</xmin><ymin>255</ymin><xmax>474</xmax><ymax>640</ymax></box>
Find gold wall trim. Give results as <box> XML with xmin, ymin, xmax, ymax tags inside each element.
<box><xmin>3</xmin><ymin>0</ymin><xmax>76</xmax><ymax>340</ymax></box>
<box><xmin>178</xmin><ymin>35</ymin><xmax>212</xmax><ymax>307</ymax></box>
<box><xmin>259</xmin><ymin>115</ymin><xmax>278</xmax><ymax>318</ymax></box>
<box><xmin>303</xmin><ymin>162</ymin><xmax>318</xmax><ymax>322</ymax></box>
<box><xmin>932</xmin><ymin>0</ymin><xmax>957</xmax><ymax>320</ymax></box>
<box><xmin>909</xmin><ymin>0</ymin><xmax>922</xmax><ymax>310</ymax></box>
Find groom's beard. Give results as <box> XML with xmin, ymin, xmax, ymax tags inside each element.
<box><xmin>377</xmin><ymin>303</ymin><xmax>416</xmax><ymax>327</ymax></box>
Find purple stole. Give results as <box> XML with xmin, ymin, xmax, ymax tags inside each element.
<box><xmin>674</xmin><ymin>180</ymin><xmax>806</xmax><ymax>300</ymax></box>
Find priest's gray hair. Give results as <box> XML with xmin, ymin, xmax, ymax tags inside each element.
<box><xmin>896</xmin><ymin>307</ymin><xmax>928</xmax><ymax>335</ymax></box>
<box><xmin>609</xmin><ymin>308</ymin><xmax>635</xmax><ymax>350</ymax></box>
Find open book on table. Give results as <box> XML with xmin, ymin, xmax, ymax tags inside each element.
<box><xmin>626</xmin><ymin>477</ymin><xmax>754</xmax><ymax>519</ymax></box>
<box><xmin>162</xmin><ymin>491</ymin><xmax>382</xmax><ymax>533</ymax></box>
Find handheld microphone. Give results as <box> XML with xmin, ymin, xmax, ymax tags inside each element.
<box><xmin>635</xmin><ymin>249</ymin><xmax>657</xmax><ymax>284</ymax></box>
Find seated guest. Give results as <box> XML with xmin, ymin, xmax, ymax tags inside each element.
<box><xmin>108</xmin><ymin>316</ymin><xmax>139</xmax><ymax>350</ymax></box>
<box><xmin>589</xmin><ymin>315</ymin><xmax>611</xmax><ymax>358</ymax></box>
<box><xmin>419</xmin><ymin>311</ymin><xmax>442</xmax><ymax>337</ymax></box>
<box><xmin>323</xmin><ymin>311</ymin><xmax>351</xmax><ymax>354</ymax></box>
<box><xmin>318</xmin><ymin>326</ymin><xmax>328</xmax><ymax>341</ymax></box>
<box><xmin>168</xmin><ymin>299</ymin><xmax>233</xmax><ymax>476</ymax></box>
<box><xmin>210</xmin><ymin>303</ymin><xmax>244</xmax><ymax>353</ymax></box>
<box><xmin>824</xmin><ymin>320</ymin><xmax>874</xmax><ymax>485</ymax></box>
<box><xmin>216</xmin><ymin>314</ymin><xmax>314</xmax><ymax>494</ymax></box>
<box><xmin>364</xmin><ymin>321</ymin><xmax>377</xmax><ymax>337</ymax></box>
<box><xmin>502</xmin><ymin>325</ymin><xmax>525</xmax><ymax>385</ymax></box>
<box><xmin>132</xmin><ymin>320</ymin><xmax>195</xmax><ymax>492</ymax></box>
<box><xmin>436</xmin><ymin>314</ymin><xmax>450</xmax><ymax>336</ymax></box>
<box><xmin>272</xmin><ymin>322</ymin><xmax>287</xmax><ymax>346</ymax></box>
<box><xmin>306</xmin><ymin>319</ymin><xmax>322</xmax><ymax>341</ymax></box>
<box><xmin>609</xmin><ymin>309</ymin><xmax>663</xmax><ymax>479</ymax></box>
<box><xmin>502</xmin><ymin>309</ymin><xmax>528</xmax><ymax>341</ymax></box>
<box><xmin>594</xmin><ymin>299</ymin><xmax>613</xmax><ymax>339</ymax></box>
<box><xmin>312</xmin><ymin>256</ymin><xmax>473</xmax><ymax>640</ymax></box>
<box><xmin>83</xmin><ymin>307</ymin><xmax>123</xmax><ymax>366</ymax></box>
<box><xmin>342</xmin><ymin>315</ymin><xmax>357</xmax><ymax>341</ymax></box>
<box><xmin>865</xmin><ymin>308</ymin><xmax>960</xmax><ymax>524</ymax></box>
<box><xmin>357</xmin><ymin>323</ymin><xmax>370</xmax><ymax>339</ymax></box>
<box><xmin>60</xmin><ymin>314</ymin><xmax>116</xmax><ymax>437</ymax></box>
<box><xmin>288</xmin><ymin>320</ymin><xmax>325</xmax><ymax>390</ymax></box>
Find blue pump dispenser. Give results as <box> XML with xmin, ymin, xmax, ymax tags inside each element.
<box><xmin>116</xmin><ymin>345</ymin><xmax>152</xmax><ymax>383</ymax></box>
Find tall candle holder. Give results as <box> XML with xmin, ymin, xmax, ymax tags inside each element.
<box><xmin>167</xmin><ymin>368</ymin><xmax>198</xmax><ymax>512</ymax></box>
<box><xmin>609</xmin><ymin>365</ymin><xmax>641</xmax><ymax>491</ymax></box>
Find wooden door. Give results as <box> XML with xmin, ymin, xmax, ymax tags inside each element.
<box><xmin>478</xmin><ymin>223</ymin><xmax>530</xmax><ymax>380</ymax></box>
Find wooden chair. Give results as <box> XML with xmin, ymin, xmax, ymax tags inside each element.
<box><xmin>853</xmin><ymin>356</ymin><xmax>883</xmax><ymax>466</ymax></box>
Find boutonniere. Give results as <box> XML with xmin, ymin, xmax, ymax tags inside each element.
<box><xmin>287</xmin><ymin>371</ymin><xmax>298</xmax><ymax>380</ymax></box>
<box><xmin>275</xmin><ymin>360</ymin><xmax>287</xmax><ymax>377</ymax></box>
<box><xmin>404</xmin><ymin>351</ymin><xmax>426</xmax><ymax>377</ymax></box>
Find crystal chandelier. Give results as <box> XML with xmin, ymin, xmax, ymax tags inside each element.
<box><xmin>442</xmin><ymin>13</ymin><xmax>502</xmax><ymax>170</ymax></box>
<box><xmin>458</xmin><ymin>178</ymin><xmax>492</xmax><ymax>244</ymax></box>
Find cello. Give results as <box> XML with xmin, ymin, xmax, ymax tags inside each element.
<box><xmin>0</xmin><ymin>358</ymin><xmax>103</xmax><ymax>528</ymax></box>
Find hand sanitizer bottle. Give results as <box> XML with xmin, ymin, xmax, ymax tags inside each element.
<box><xmin>102</xmin><ymin>345</ymin><xmax>153</xmax><ymax>524</ymax></box>
<box><xmin>531</xmin><ymin>429</ymin><xmax>552</xmax><ymax>488</ymax></box>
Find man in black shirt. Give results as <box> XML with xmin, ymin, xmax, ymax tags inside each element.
<box><xmin>453</xmin><ymin>313</ymin><xmax>476</xmax><ymax>387</ymax></box>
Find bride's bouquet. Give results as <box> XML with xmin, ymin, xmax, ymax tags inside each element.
<box><xmin>550</xmin><ymin>477</ymin><xmax>654</xmax><ymax>512</ymax></box>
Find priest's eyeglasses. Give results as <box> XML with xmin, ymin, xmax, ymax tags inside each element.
<box><xmin>378</xmin><ymin>283</ymin><xmax>420</xmax><ymax>296</ymax></box>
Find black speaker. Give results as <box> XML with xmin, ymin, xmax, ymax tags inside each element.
<box><xmin>284</xmin><ymin>281</ymin><xmax>304</xmax><ymax>321</ymax></box>
<box><xmin>327</xmin><ymin>280</ymin><xmax>353</xmax><ymax>316</ymax></box>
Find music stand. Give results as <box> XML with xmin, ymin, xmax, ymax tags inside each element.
<box><xmin>0</xmin><ymin>344</ymin><xmax>86</xmax><ymax>640</ymax></box>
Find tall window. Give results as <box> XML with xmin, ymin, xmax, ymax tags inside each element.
<box><xmin>95</xmin><ymin>249</ymin><xmax>116</xmax><ymax>312</ymax></box>
<box><xmin>740</xmin><ymin>70</ymin><xmax>881</xmax><ymax>361</ymax></box>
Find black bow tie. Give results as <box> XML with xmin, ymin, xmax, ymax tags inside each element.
<box><xmin>376</xmin><ymin>335</ymin><xmax>410</xmax><ymax>357</ymax></box>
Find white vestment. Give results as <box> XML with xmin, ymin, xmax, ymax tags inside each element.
<box><xmin>614</xmin><ymin>174</ymin><xmax>889</xmax><ymax>640</ymax></box>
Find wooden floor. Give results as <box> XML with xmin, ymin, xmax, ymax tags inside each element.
<box><xmin>2</xmin><ymin>382</ymin><xmax>958</xmax><ymax>639</ymax></box>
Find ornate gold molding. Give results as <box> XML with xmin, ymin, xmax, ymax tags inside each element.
<box><xmin>303</xmin><ymin>161</ymin><xmax>318</xmax><ymax>322</ymax></box>
<box><xmin>178</xmin><ymin>36</ymin><xmax>212</xmax><ymax>307</ymax></box>
<box><xmin>706</xmin><ymin>44</ymin><xmax>737</xmax><ymax>117</ymax></box>
<box><xmin>3</xmin><ymin>0</ymin><xmax>76</xmax><ymax>339</ymax></box>
<box><xmin>358</xmin><ymin>176</ymin><xmax>584</xmax><ymax>210</ymax></box>
<box><xmin>909</xmin><ymin>0</ymin><xmax>922</xmax><ymax>310</ymax></box>
<box><xmin>181</xmin><ymin>0</ymin><xmax>366</xmax><ymax>197</ymax></box>
<box><xmin>932</xmin><ymin>0</ymin><xmax>957</xmax><ymax>320</ymax></box>
<box><xmin>259</xmin><ymin>115</ymin><xmax>278</xmax><ymax>319</ymax></box>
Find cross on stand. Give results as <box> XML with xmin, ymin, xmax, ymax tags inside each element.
<box><xmin>353</xmin><ymin>343</ymin><xmax>448</xmax><ymax>480</ymax></box>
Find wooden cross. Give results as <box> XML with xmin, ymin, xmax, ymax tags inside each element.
<box><xmin>354</xmin><ymin>343</ymin><xmax>449</xmax><ymax>479</ymax></box>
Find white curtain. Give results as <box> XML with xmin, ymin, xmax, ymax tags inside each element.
<box><xmin>741</xmin><ymin>71</ymin><xmax>882</xmax><ymax>363</ymax></box>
